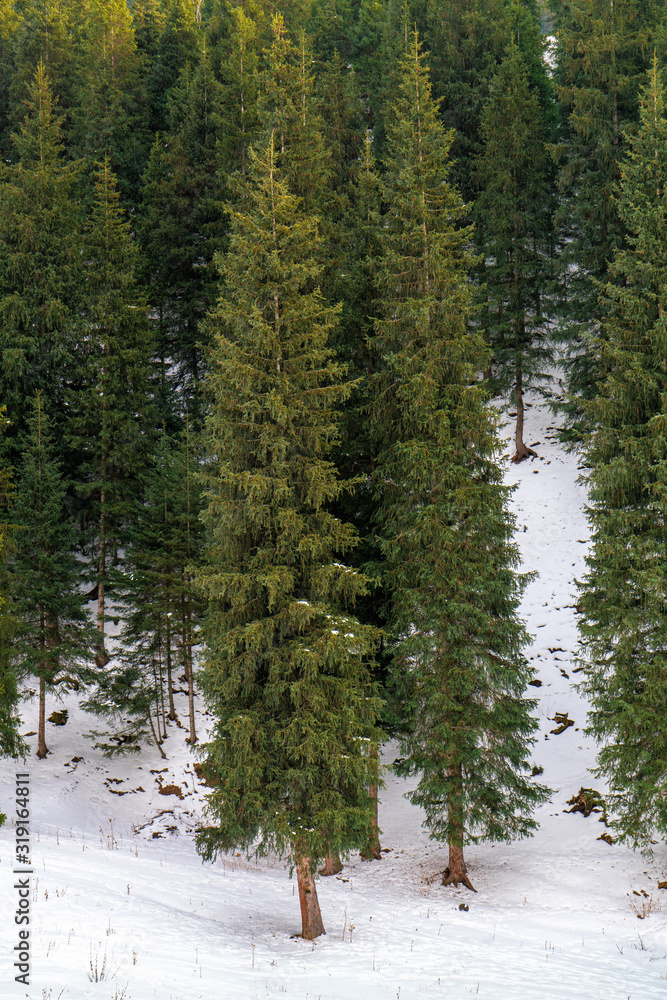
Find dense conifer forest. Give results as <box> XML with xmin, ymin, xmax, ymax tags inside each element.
<box><xmin>2</xmin><ymin>0</ymin><xmax>667</xmax><ymax>940</ymax></box>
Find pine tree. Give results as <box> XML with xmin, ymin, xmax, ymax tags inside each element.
<box><xmin>0</xmin><ymin>63</ymin><xmax>83</xmax><ymax>464</ymax></box>
<box><xmin>554</xmin><ymin>0</ymin><xmax>663</xmax><ymax>434</ymax></box>
<box><xmin>196</xmin><ymin>134</ymin><xmax>381</xmax><ymax>940</ymax></box>
<box><xmin>372</xmin><ymin>33</ymin><xmax>547</xmax><ymax>890</ymax></box>
<box><xmin>137</xmin><ymin>50</ymin><xmax>224</xmax><ymax>420</ymax></box>
<box><xmin>86</xmin><ymin>424</ymin><xmax>205</xmax><ymax>753</ymax></box>
<box><xmin>71</xmin><ymin>0</ymin><xmax>147</xmax><ymax>203</ymax></box>
<box><xmin>475</xmin><ymin>40</ymin><xmax>555</xmax><ymax>462</ymax></box>
<box><xmin>68</xmin><ymin>158</ymin><xmax>153</xmax><ymax>670</ymax></box>
<box><xmin>11</xmin><ymin>395</ymin><xmax>96</xmax><ymax>759</ymax></box>
<box><xmin>578</xmin><ymin>59</ymin><xmax>667</xmax><ymax>846</ymax></box>
<box><xmin>0</xmin><ymin>408</ymin><xmax>24</xmax><ymax>763</ymax></box>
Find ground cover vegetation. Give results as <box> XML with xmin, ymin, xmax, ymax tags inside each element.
<box><xmin>0</xmin><ymin>0</ymin><xmax>666</xmax><ymax>935</ymax></box>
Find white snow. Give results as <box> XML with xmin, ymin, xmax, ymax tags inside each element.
<box><xmin>1</xmin><ymin>384</ymin><xmax>667</xmax><ymax>999</ymax></box>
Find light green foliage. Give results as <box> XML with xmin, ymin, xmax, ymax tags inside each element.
<box><xmin>196</xmin><ymin>133</ymin><xmax>381</xmax><ymax>869</ymax></box>
<box><xmin>578</xmin><ymin>60</ymin><xmax>667</xmax><ymax>847</ymax></box>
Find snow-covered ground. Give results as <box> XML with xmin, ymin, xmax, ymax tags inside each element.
<box><xmin>2</xmin><ymin>388</ymin><xmax>667</xmax><ymax>1000</ymax></box>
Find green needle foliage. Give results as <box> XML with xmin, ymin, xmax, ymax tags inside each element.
<box><xmin>0</xmin><ymin>408</ymin><xmax>24</xmax><ymax>763</ymax></box>
<box><xmin>11</xmin><ymin>395</ymin><xmax>96</xmax><ymax>759</ymax></box>
<box><xmin>0</xmin><ymin>63</ymin><xmax>83</xmax><ymax>464</ymax></box>
<box><xmin>475</xmin><ymin>40</ymin><xmax>555</xmax><ymax>462</ymax></box>
<box><xmin>196</xmin><ymin>133</ymin><xmax>381</xmax><ymax>938</ymax></box>
<box><xmin>578</xmin><ymin>60</ymin><xmax>667</xmax><ymax>848</ymax></box>
<box><xmin>372</xmin><ymin>33</ymin><xmax>547</xmax><ymax>890</ymax></box>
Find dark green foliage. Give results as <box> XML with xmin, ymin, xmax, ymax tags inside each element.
<box><xmin>475</xmin><ymin>40</ymin><xmax>555</xmax><ymax>460</ymax></box>
<box><xmin>554</xmin><ymin>0</ymin><xmax>664</xmax><ymax>434</ymax></box>
<box><xmin>71</xmin><ymin>0</ymin><xmax>148</xmax><ymax>203</ymax></box>
<box><xmin>0</xmin><ymin>63</ymin><xmax>83</xmax><ymax>463</ymax></box>
<box><xmin>578</xmin><ymin>61</ymin><xmax>667</xmax><ymax>847</ymax></box>
<box><xmin>68</xmin><ymin>158</ymin><xmax>153</xmax><ymax>665</ymax></box>
<box><xmin>0</xmin><ymin>408</ymin><xmax>25</xmax><ymax>760</ymax></box>
<box><xmin>11</xmin><ymin>395</ymin><xmax>96</xmax><ymax>757</ymax></box>
<box><xmin>196</xmin><ymin>134</ymin><xmax>381</xmax><ymax>873</ymax></box>
<box><xmin>372</xmin><ymin>35</ymin><xmax>547</xmax><ymax>871</ymax></box>
<box><xmin>138</xmin><ymin>52</ymin><xmax>224</xmax><ymax>421</ymax></box>
<box><xmin>86</xmin><ymin>424</ymin><xmax>205</xmax><ymax>753</ymax></box>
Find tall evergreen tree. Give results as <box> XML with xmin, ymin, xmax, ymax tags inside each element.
<box><xmin>196</xmin><ymin>134</ymin><xmax>381</xmax><ymax>940</ymax></box>
<box><xmin>372</xmin><ymin>34</ymin><xmax>547</xmax><ymax>890</ymax></box>
<box><xmin>68</xmin><ymin>158</ymin><xmax>153</xmax><ymax>669</ymax></box>
<box><xmin>0</xmin><ymin>63</ymin><xmax>82</xmax><ymax>464</ymax></box>
<box><xmin>11</xmin><ymin>395</ymin><xmax>96</xmax><ymax>759</ymax></box>
<box><xmin>554</xmin><ymin>0</ymin><xmax>663</xmax><ymax>433</ymax></box>
<box><xmin>71</xmin><ymin>0</ymin><xmax>147</xmax><ymax>203</ymax></box>
<box><xmin>475</xmin><ymin>40</ymin><xmax>555</xmax><ymax>462</ymax></box>
<box><xmin>86</xmin><ymin>423</ymin><xmax>205</xmax><ymax>752</ymax></box>
<box><xmin>0</xmin><ymin>409</ymin><xmax>24</xmax><ymax>764</ymax></box>
<box><xmin>137</xmin><ymin>50</ymin><xmax>224</xmax><ymax>420</ymax></box>
<box><xmin>578</xmin><ymin>60</ymin><xmax>667</xmax><ymax>846</ymax></box>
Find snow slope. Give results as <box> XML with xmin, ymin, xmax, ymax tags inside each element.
<box><xmin>1</xmin><ymin>389</ymin><xmax>667</xmax><ymax>1000</ymax></box>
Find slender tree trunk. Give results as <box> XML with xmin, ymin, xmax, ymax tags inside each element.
<box><xmin>295</xmin><ymin>849</ymin><xmax>326</xmax><ymax>939</ymax></box>
<box><xmin>96</xmin><ymin>487</ymin><xmax>108</xmax><ymax>668</ymax></box>
<box><xmin>166</xmin><ymin>616</ymin><xmax>176</xmax><ymax>721</ymax></box>
<box><xmin>361</xmin><ymin>743</ymin><xmax>382</xmax><ymax>860</ymax></box>
<box><xmin>441</xmin><ymin>763</ymin><xmax>475</xmax><ymax>891</ymax></box>
<box><xmin>183</xmin><ymin>592</ymin><xmax>197</xmax><ymax>744</ymax></box>
<box><xmin>147</xmin><ymin>704</ymin><xmax>167</xmax><ymax>759</ymax></box>
<box><xmin>37</xmin><ymin>671</ymin><xmax>48</xmax><ymax>759</ymax></box>
<box><xmin>512</xmin><ymin>335</ymin><xmax>537</xmax><ymax>463</ymax></box>
<box><xmin>319</xmin><ymin>852</ymin><xmax>343</xmax><ymax>876</ymax></box>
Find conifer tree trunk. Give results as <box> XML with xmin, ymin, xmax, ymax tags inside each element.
<box><xmin>37</xmin><ymin>666</ymin><xmax>47</xmax><ymax>760</ymax></box>
<box><xmin>319</xmin><ymin>852</ymin><xmax>343</xmax><ymax>876</ymax></box>
<box><xmin>441</xmin><ymin>764</ymin><xmax>475</xmax><ymax>891</ymax></box>
<box><xmin>182</xmin><ymin>592</ymin><xmax>197</xmax><ymax>743</ymax></box>
<box><xmin>295</xmin><ymin>849</ymin><xmax>326</xmax><ymax>939</ymax></box>
<box><xmin>96</xmin><ymin>488</ymin><xmax>107</xmax><ymax>670</ymax></box>
<box><xmin>361</xmin><ymin>743</ymin><xmax>382</xmax><ymax>860</ymax></box>
<box><xmin>166</xmin><ymin>618</ymin><xmax>176</xmax><ymax>721</ymax></box>
<box><xmin>512</xmin><ymin>318</ymin><xmax>536</xmax><ymax>463</ymax></box>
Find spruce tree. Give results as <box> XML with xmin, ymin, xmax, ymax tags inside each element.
<box><xmin>196</xmin><ymin>134</ymin><xmax>381</xmax><ymax>940</ymax></box>
<box><xmin>554</xmin><ymin>0</ymin><xmax>663</xmax><ymax>434</ymax></box>
<box><xmin>0</xmin><ymin>63</ymin><xmax>82</xmax><ymax>464</ymax></box>
<box><xmin>86</xmin><ymin>424</ymin><xmax>204</xmax><ymax>752</ymax></box>
<box><xmin>372</xmin><ymin>33</ymin><xmax>547</xmax><ymax>890</ymax></box>
<box><xmin>11</xmin><ymin>395</ymin><xmax>96</xmax><ymax>759</ymax></box>
<box><xmin>0</xmin><ymin>409</ymin><xmax>24</xmax><ymax>763</ymax></box>
<box><xmin>578</xmin><ymin>59</ymin><xmax>667</xmax><ymax>847</ymax></box>
<box><xmin>68</xmin><ymin>158</ymin><xmax>153</xmax><ymax>669</ymax></box>
<box><xmin>475</xmin><ymin>40</ymin><xmax>555</xmax><ymax>462</ymax></box>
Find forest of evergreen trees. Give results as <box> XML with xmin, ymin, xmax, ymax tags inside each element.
<box><xmin>1</xmin><ymin>0</ymin><xmax>667</xmax><ymax>939</ymax></box>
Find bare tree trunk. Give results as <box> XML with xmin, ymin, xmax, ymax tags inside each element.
<box><xmin>96</xmin><ymin>487</ymin><xmax>108</xmax><ymax>669</ymax></box>
<box><xmin>361</xmin><ymin>743</ymin><xmax>382</xmax><ymax>860</ymax></box>
<box><xmin>183</xmin><ymin>591</ymin><xmax>197</xmax><ymax>744</ymax></box>
<box><xmin>319</xmin><ymin>852</ymin><xmax>343</xmax><ymax>876</ymax></box>
<box><xmin>166</xmin><ymin>616</ymin><xmax>176</xmax><ymax>721</ymax></box>
<box><xmin>37</xmin><ymin>672</ymin><xmax>48</xmax><ymax>759</ymax></box>
<box><xmin>147</xmin><ymin>705</ymin><xmax>167</xmax><ymax>760</ymax></box>
<box><xmin>512</xmin><ymin>346</ymin><xmax>537</xmax><ymax>463</ymax></box>
<box><xmin>441</xmin><ymin>763</ymin><xmax>476</xmax><ymax>891</ymax></box>
<box><xmin>295</xmin><ymin>849</ymin><xmax>326</xmax><ymax>939</ymax></box>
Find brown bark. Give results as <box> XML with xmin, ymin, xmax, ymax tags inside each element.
<box><xmin>166</xmin><ymin>618</ymin><xmax>176</xmax><ymax>721</ymax></box>
<box><xmin>361</xmin><ymin>743</ymin><xmax>382</xmax><ymax>860</ymax></box>
<box><xmin>183</xmin><ymin>592</ymin><xmax>197</xmax><ymax>744</ymax></box>
<box><xmin>96</xmin><ymin>486</ymin><xmax>108</xmax><ymax>669</ymax></box>
<box><xmin>319</xmin><ymin>853</ymin><xmax>343</xmax><ymax>876</ymax></box>
<box><xmin>511</xmin><ymin>349</ymin><xmax>537</xmax><ymax>464</ymax></box>
<box><xmin>441</xmin><ymin>763</ymin><xmax>476</xmax><ymax>891</ymax></box>
<box><xmin>37</xmin><ymin>672</ymin><xmax>48</xmax><ymax>759</ymax></box>
<box><xmin>295</xmin><ymin>850</ymin><xmax>325</xmax><ymax>939</ymax></box>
